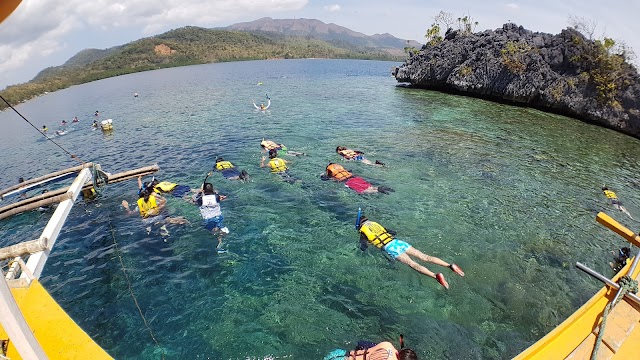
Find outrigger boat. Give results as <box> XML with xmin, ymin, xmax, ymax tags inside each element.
<box><xmin>515</xmin><ymin>212</ymin><xmax>640</xmax><ymax>360</ymax></box>
<box><xmin>0</xmin><ymin>162</ymin><xmax>159</xmax><ymax>359</ymax></box>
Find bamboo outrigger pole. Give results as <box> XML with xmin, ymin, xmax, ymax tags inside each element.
<box><xmin>0</xmin><ymin>164</ymin><xmax>160</xmax><ymax>221</ymax></box>
<box><xmin>0</xmin><ymin>163</ymin><xmax>93</xmax><ymax>199</ymax></box>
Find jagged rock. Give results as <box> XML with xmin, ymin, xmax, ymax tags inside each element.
<box><xmin>394</xmin><ymin>23</ymin><xmax>640</xmax><ymax>139</ymax></box>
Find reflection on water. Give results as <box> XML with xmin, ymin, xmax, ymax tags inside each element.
<box><xmin>0</xmin><ymin>59</ymin><xmax>639</xmax><ymax>359</ymax></box>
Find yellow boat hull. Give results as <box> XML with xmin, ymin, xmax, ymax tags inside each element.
<box><xmin>515</xmin><ymin>260</ymin><xmax>640</xmax><ymax>360</ymax></box>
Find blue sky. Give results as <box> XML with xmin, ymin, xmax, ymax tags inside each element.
<box><xmin>0</xmin><ymin>0</ymin><xmax>638</xmax><ymax>89</ymax></box>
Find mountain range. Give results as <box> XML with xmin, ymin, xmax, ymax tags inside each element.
<box><xmin>0</xmin><ymin>18</ymin><xmax>418</xmax><ymax>109</ymax></box>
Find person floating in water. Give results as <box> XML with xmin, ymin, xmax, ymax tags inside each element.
<box><xmin>95</xmin><ymin>110</ymin><xmax>100</xmax><ymax>117</ymax></box>
<box><xmin>192</xmin><ymin>182</ymin><xmax>229</xmax><ymax>252</ymax></box>
<box><xmin>138</xmin><ymin>176</ymin><xmax>192</xmax><ymax>198</ymax></box>
<box><xmin>61</xmin><ymin>119</ymin><xmax>67</xmax><ymax>126</ymax></box>
<box><xmin>122</xmin><ymin>183</ymin><xmax>189</xmax><ymax>236</ymax></box>
<box><xmin>253</xmin><ymin>95</ymin><xmax>271</xmax><ymax>111</ymax></box>
<box><xmin>214</xmin><ymin>157</ymin><xmax>249</xmax><ymax>181</ymax></box>
<box><xmin>356</xmin><ymin>210</ymin><xmax>465</xmax><ymax>289</ymax></box>
<box><xmin>336</xmin><ymin>146</ymin><xmax>384</xmax><ymax>166</ymax></box>
<box><xmin>602</xmin><ymin>186</ymin><xmax>634</xmax><ymax>219</ymax></box>
<box><xmin>610</xmin><ymin>246</ymin><xmax>631</xmax><ymax>273</ymax></box>
<box><xmin>92</xmin><ymin>119</ymin><xmax>98</xmax><ymax>128</ymax></box>
<box><xmin>324</xmin><ymin>341</ymin><xmax>418</xmax><ymax>360</ymax></box>
<box><xmin>260</xmin><ymin>138</ymin><xmax>306</xmax><ymax>157</ymax></box>
<box><xmin>261</xmin><ymin>149</ymin><xmax>300</xmax><ymax>183</ymax></box>
<box><xmin>42</xmin><ymin>125</ymin><xmax>48</xmax><ymax>133</ymax></box>
<box><xmin>72</xmin><ymin>116</ymin><xmax>79</xmax><ymax>123</ymax></box>
<box><xmin>321</xmin><ymin>163</ymin><xmax>393</xmax><ymax>194</ymax></box>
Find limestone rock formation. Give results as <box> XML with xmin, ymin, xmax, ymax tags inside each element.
<box><xmin>394</xmin><ymin>23</ymin><xmax>640</xmax><ymax>139</ymax></box>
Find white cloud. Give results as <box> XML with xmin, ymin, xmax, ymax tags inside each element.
<box><xmin>324</xmin><ymin>4</ymin><xmax>341</xmax><ymax>13</ymax></box>
<box><xmin>0</xmin><ymin>0</ymin><xmax>308</xmax><ymax>87</ymax></box>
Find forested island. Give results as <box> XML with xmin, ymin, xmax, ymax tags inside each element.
<box><xmin>0</xmin><ymin>23</ymin><xmax>406</xmax><ymax>111</ymax></box>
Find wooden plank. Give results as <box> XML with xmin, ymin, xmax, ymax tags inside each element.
<box><xmin>0</xmin><ymin>163</ymin><xmax>92</xmax><ymax>198</ymax></box>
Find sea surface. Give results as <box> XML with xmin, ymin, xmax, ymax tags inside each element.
<box><xmin>0</xmin><ymin>59</ymin><xmax>639</xmax><ymax>359</ymax></box>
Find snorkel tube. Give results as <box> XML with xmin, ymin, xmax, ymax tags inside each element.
<box><xmin>355</xmin><ymin>207</ymin><xmax>362</xmax><ymax>230</ymax></box>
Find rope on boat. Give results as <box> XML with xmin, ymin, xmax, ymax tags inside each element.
<box><xmin>108</xmin><ymin>217</ymin><xmax>166</xmax><ymax>360</ymax></box>
<box><xmin>590</xmin><ymin>275</ymin><xmax>639</xmax><ymax>360</ymax></box>
<box><xmin>0</xmin><ymin>94</ymin><xmax>85</xmax><ymax>164</ymax></box>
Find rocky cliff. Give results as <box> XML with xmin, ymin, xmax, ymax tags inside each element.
<box><xmin>393</xmin><ymin>23</ymin><xmax>640</xmax><ymax>139</ymax></box>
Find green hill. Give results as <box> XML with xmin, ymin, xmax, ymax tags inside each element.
<box><xmin>0</xmin><ymin>26</ymin><xmax>403</xmax><ymax>110</ymax></box>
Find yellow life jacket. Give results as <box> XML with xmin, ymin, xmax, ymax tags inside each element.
<box><xmin>346</xmin><ymin>341</ymin><xmax>397</xmax><ymax>360</ymax></box>
<box><xmin>268</xmin><ymin>158</ymin><xmax>287</xmax><ymax>173</ymax></box>
<box><xmin>43</xmin><ymin>127</ymin><xmax>48</xmax><ymax>132</ymax></box>
<box><xmin>603</xmin><ymin>190</ymin><xmax>618</xmax><ymax>200</ymax></box>
<box><xmin>153</xmin><ymin>181</ymin><xmax>177</xmax><ymax>193</ymax></box>
<box><xmin>137</xmin><ymin>195</ymin><xmax>158</xmax><ymax>218</ymax></box>
<box><xmin>360</xmin><ymin>221</ymin><xmax>394</xmax><ymax>249</ymax></box>
<box><xmin>338</xmin><ymin>148</ymin><xmax>359</xmax><ymax>159</ymax></box>
<box><xmin>261</xmin><ymin>140</ymin><xmax>280</xmax><ymax>151</ymax></box>
<box><xmin>326</xmin><ymin>163</ymin><xmax>352</xmax><ymax>181</ymax></box>
<box><xmin>216</xmin><ymin>161</ymin><xmax>234</xmax><ymax>170</ymax></box>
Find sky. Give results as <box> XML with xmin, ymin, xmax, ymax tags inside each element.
<box><xmin>1</xmin><ymin>0</ymin><xmax>639</xmax><ymax>89</ymax></box>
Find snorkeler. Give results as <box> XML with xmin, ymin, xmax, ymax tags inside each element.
<box><xmin>321</xmin><ymin>163</ymin><xmax>393</xmax><ymax>194</ymax></box>
<box><xmin>610</xmin><ymin>246</ymin><xmax>631</xmax><ymax>273</ymax></box>
<box><xmin>192</xmin><ymin>182</ymin><xmax>229</xmax><ymax>252</ymax></box>
<box><xmin>214</xmin><ymin>157</ymin><xmax>249</xmax><ymax>181</ymax></box>
<box><xmin>261</xmin><ymin>149</ymin><xmax>300</xmax><ymax>184</ymax></box>
<box><xmin>336</xmin><ymin>146</ymin><xmax>384</xmax><ymax>166</ymax></box>
<box><xmin>260</xmin><ymin>138</ymin><xmax>306</xmax><ymax>157</ymax></box>
<box><xmin>602</xmin><ymin>186</ymin><xmax>634</xmax><ymax>219</ymax></box>
<box><xmin>355</xmin><ymin>210</ymin><xmax>464</xmax><ymax>289</ymax></box>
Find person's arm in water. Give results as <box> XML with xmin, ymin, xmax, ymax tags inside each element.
<box><xmin>121</xmin><ymin>200</ymin><xmax>138</xmax><ymax>215</ymax></box>
<box><xmin>359</xmin><ymin>232</ymin><xmax>369</xmax><ymax>251</ymax></box>
<box><xmin>252</xmin><ymin>100</ymin><xmax>260</xmax><ymax>110</ymax></box>
<box><xmin>264</xmin><ymin>98</ymin><xmax>271</xmax><ymax>110</ymax></box>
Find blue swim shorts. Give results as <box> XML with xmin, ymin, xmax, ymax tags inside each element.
<box><xmin>354</xmin><ymin>154</ymin><xmax>364</xmax><ymax>161</ymax></box>
<box><xmin>383</xmin><ymin>239</ymin><xmax>411</xmax><ymax>259</ymax></box>
<box><xmin>202</xmin><ymin>215</ymin><xmax>228</xmax><ymax>234</ymax></box>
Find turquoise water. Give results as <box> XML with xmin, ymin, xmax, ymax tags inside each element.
<box><xmin>0</xmin><ymin>59</ymin><xmax>639</xmax><ymax>359</ymax></box>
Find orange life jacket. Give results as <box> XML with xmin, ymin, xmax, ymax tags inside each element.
<box><xmin>326</xmin><ymin>164</ymin><xmax>352</xmax><ymax>181</ymax></box>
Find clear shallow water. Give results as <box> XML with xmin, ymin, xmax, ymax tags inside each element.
<box><xmin>0</xmin><ymin>59</ymin><xmax>639</xmax><ymax>359</ymax></box>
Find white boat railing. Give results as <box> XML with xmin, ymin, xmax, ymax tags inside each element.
<box><xmin>0</xmin><ymin>168</ymin><xmax>91</xmax><ymax>360</ymax></box>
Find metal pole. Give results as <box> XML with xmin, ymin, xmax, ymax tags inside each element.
<box><xmin>575</xmin><ymin>262</ymin><xmax>640</xmax><ymax>306</ymax></box>
<box><xmin>0</xmin><ymin>272</ymin><xmax>48</xmax><ymax>359</ymax></box>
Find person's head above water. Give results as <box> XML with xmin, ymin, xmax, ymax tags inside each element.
<box><xmin>216</xmin><ymin>156</ymin><xmax>224</xmax><ymax>163</ymax></box>
<box><xmin>602</xmin><ymin>186</ymin><xmax>609</xmax><ymax>191</ymax></box>
<box><xmin>398</xmin><ymin>348</ymin><xmax>418</xmax><ymax>360</ymax></box>
<box><xmin>268</xmin><ymin>149</ymin><xmax>278</xmax><ymax>159</ymax></box>
<box><xmin>203</xmin><ymin>182</ymin><xmax>215</xmax><ymax>195</ymax></box>
<box><xmin>336</xmin><ymin>146</ymin><xmax>346</xmax><ymax>152</ymax></box>
<box><xmin>140</xmin><ymin>189</ymin><xmax>150</xmax><ymax>201</ymax></box>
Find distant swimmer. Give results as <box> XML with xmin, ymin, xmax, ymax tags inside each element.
<box><xmin>134</xmin><ymin>93</ymin><xmax>139</xmax><ymax>97</ymax></box>
<box><xmin>92</xmin><ymin>120</ymin><xmax>98</xmax><ymax>128</ymax></box>
<box><xmin>42</xmin><ymin>125</ymin><xmax>48</xmax><ymax>133</ymax></box>
<box><xmin>72</xmin><ymin>116</ymin><xmax>79</xmax><ymax>123</ymax></box>
<box><xmin>61</xmin><ymin>119</ymin><xmax>67</xmax><ymax>125</ymax></box>
<box><xmin>253</xmin><ymin>94</ymin><xmax>271</xmax><ymax>111</ymax></box>
<box><xmin>336</xmin><ymin>146</ymin><xmax>384</xmax><ymax>166</ymax></box>
<box><xmin>602</xmin><ymin>186</ymin><xmax>634</xmax><ymax>219</ymax></box>
<box><xmin>94</xmin><ymin>110</ymin><xmax>100</xmax><ymax>117</ymax></box>
<box><xmin>55</xmin><ymin>130</ymin><xmax>66</xmax><ymax>136</ymax></box>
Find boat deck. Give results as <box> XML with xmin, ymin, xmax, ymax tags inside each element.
<box><xmin>0</xmin><ymin>280</ymin><xmax>112</xmax><ymax>359</ymax></box>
